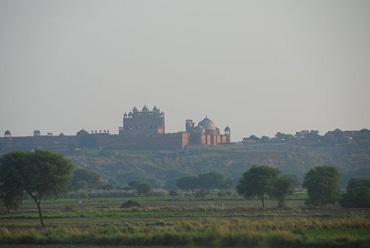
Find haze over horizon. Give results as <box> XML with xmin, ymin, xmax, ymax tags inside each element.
<box><xmin>1</xmin><ymin>1</ymin><xmax>369</xmax><ymax>142</ymax></box>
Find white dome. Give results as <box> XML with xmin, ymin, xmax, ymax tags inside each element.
<box><xmin>198</xmin><ymin>117</ymin><xmax>216</xmax><ymax>130</ymax></box>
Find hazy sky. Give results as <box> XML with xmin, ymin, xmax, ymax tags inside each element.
<box><xmin>1</xmin><ymin>1</ymin><xmax>369</xmax><ymax>141</ymax></box>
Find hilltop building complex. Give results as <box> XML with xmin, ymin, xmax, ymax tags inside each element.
<box><xmin>2</xmin><ymin>105</ymin><xmax>230</xmax><ymax>152</ymax></box>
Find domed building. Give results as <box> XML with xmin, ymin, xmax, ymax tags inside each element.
<box><xmin>76</xmin><ymin>129</ymin><xmax>89</xmax><ymax>136</ymax></box>
<box><xmin>4</xmin><ymin>130</ymin><xmax>11</xmax><ymax>137</ymax></box>
<box><xmin>198</xmin><ymin>117</ymin><xmax>216</xmax><ymax>130</ymax></box>
<box><xmin>2</xmin><ymin>105</ymin><xmax>230</xmax><ymax>153</ymax></box>
<box><xmin>120</xmin><ymin>106</ymin><xmax>230</xmax><ymax>146</ymax></box>
<box><xmin>186</xmin><ymin>116</ymin><xmax>230</xmax><ymax>145</ymax></box>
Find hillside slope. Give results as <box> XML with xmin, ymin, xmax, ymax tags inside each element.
<box><xmin>68</xmin><ymin>143</ymin><xmax>370</xmax><ymax>188</ymax></box>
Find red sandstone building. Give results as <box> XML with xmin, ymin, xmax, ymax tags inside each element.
<box><xmin>2</xmin><ymin>105</ymin><xmax>231</xmax><ymax>152</ymax></box>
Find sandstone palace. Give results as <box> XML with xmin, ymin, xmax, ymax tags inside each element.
<box><xmin>2</xmin><ymin>105</ymin><xmax>231</xmax><ymax>152</ymax></box>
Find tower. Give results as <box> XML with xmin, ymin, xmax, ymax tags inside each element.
<box><xmin>185</xmin><ymin>119</ymin><xmax>194</xmax><ymax>133</ymax></box>
<box><xmin>120</xmin><ymin>105</ymin><xmax>165</xmax><ymax>136</ymax></box>
<box><xmin>225</xmin><ymin>126</ymin><xmax>231</xmax><ymax>143</ymax></box>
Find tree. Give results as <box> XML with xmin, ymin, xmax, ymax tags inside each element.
<box><xmin>340</xmin><ymin>177</ymin><xmax>370</xmax><ymax>208</ymax></box>
<box><xmin>0</xmin><ymin>150</ymin><xmax>74</xmax><ymax>226</ymax></box>
<box><xmin>270</xmin><ymin>177</ymin><xmax>294</xmax><ymax>207</ymax></box>
<box><xmin>248</xmin><ymin>135</ymin><xmax>260</xmax><ymax>141</ymax></box>
<box><xmin>71</xmin><ymin>168</ymin><xmax>101</xmax><ymax>191</ymax></box>
<box><xmin>306</xmin><ymin>130</ymin><xmax>320</xmax><ymax>140</ymax></box>
<box><xmin>275</xmin><ymin>132</ymin><xmax>295</xmax><ymax>142</ymax></box>
<box><xmin>198</xmin><ymin>172</ymin><xmax>225</xmax><ymax>192</ymax></box>
<box><xmin>176</xmin><ymin>176</ymin><xmax>199</xmax><ymax>191</ymax></box>
<box><xmin>128</xmin><ymin>180</ymin><xmax>153</xmax><ymax>195</ymax></box>
<box><xmin>128</xmin><ymin>180</ymin><xmax>143</xmax><ymax>190</ymax></box>
<box><xmin>302</xmin><ymin>166</ymin><xmax>340</xmax><ymax>207</ymax></box>
<box><xmin>281</xmin><ymin>173</ymin><xmax>302</xmax><ymax>190</ymax></box>
<box><xmin>333</xmin><ymin>128</ymin><xmax>343</xmax><ymax>137</ymax></box>
<box><xmin>261</xmin><ymin>136</ymin><xmax>270</xmax><ymax>143</ymax></box>
<box><xmin>347</xmin><ymin>177</ymin><xmax>370</xmax><ymax>189</ymax></box>
<box><xmin>340</xmin><ymin>187</ymin><xmax>370</xmax><ymax>208</ymax></box>
<box><xmin>237</xmin><ymin>166</ymin><xmax>280</xmax><ymax>207</ymax></box>
<box><xmin>99</xmin><ymin>183</ymin><xmax>115</xmax><ymax>191</ymax></box>
<box><xmin>136</xmin><ymin>183</ymin><xmax>152</xmax><ymax>195</ymax></box>
<box><xmin>223</xmin><ymin>177</ymin><xmax>234</xmax><ymax>190</ymax></box>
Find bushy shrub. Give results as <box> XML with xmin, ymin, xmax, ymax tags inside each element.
<box><xmin>195</xmin><ymin>189</ymin><xmax>209</xmax><ymax>198</ymax></box>
<box><xmin>168</xmin><ymin>189</ymin><xmax>179</xmax><ymax>197</ymax></box>
<box><xmin>217</xmin><ymin>190</ymin><xmax>226</xmax><ymax>197</ymax></box>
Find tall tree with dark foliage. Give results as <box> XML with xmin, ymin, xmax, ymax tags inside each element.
<box><xmin>0</xmin><ymin>150</ymin><xmax>74</xmax><ymax>226</ymax></box>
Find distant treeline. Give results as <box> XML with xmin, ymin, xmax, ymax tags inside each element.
<box><xmin>244</xmin><ymin>128</ymin><xmax>370</xmax><ymax>146</ymax></box>
<box><xmin>67</xmin><ymin>166</ymin><xmax>370</xmax><ymax>209</ymax></box>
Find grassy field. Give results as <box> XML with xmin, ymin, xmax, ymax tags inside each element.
<box><xmin>1</xmin><ymin>198</ymin><xmax>370</xmax><ymax>247</ymax></box>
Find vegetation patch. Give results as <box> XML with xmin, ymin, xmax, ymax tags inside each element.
<box><xmin>120</xmin><ymin>200</ymin><xmax>142</xmax><ymax>208</ymax></box>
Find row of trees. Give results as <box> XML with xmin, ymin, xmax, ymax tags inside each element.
<box><xmin>245</xmin><ymin>128</ymin><xmax>370</xmax><ymax>146</ymax></box>
<box><xmin>237</xmin><ymin>165</ymin><xmax>370</xmax><ymax>208</ymax></box>
<box><xmin>71</xmin><ymin>169</ymin><xmax>154</xmax><ymax>195</ymax></box>
<box><xmin>176</xmin><ymin>172</ymin><xmax>233</xmax><ymax>192</ymax></box>
<box><xmin>236</xmin><ymin>165</ymin><xmax>341</xmax><ymax>208</ymax></box>
<box><xmin>73</xmin><ymin>165</ymin><xmax>364</xmax><ymax>208</ymax></box>
<box><xmin>302</xmin><ymin>166</ymin><xmax>370</xmax><ymax>208</ymax></box>
<box><xmin>1</xmin><ymin>150</ymin><xmax>369</xmax><ymax>227</ymax></box>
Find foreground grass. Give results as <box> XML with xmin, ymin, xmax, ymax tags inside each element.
<box><xmin>1</xmin><ymin>199</ymin><xmax>370</xmax><ymax>247</ymax></box>
<box><xmin>1</xmin><ymin>218</ymin><xmax>369</xmax><ymax>247</ymax></box>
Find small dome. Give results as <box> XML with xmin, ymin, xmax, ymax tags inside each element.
<box><xmin>4</xmin><ymin>130</ymin><xmax>11</xmax><ymax>136</ymax></box>
<box><xmin>128</xmin><ymin>111</ymin><xmax>133</xmax><ymax>116</ymax></box>
<box><xmin>225</xmin><ymin>126</ymin><xmax>230</xmax><ymax>131</ymax></box>
<box><xmin>142</xmin><ymin>105</ymin><xmax>149</xmax><ymax>112</ymax></box>
<box><xmin>153</xmin><ymin>105</ymin><xmax>159</xmax><ymax>111</ymax></box>
<box><xmin>77</xmin><ymin>129</ymin><xmax>89</xmax><ymax>136</ymax></box>
<box><xmin>198</xmin><ymin>117</ymin><xmax>216</xmax><ymax>130</ymax></box>
<box><xmin>33</xmin><ymin>130</ymin><xmax>41</xmax><ymax>136</ymax></box>
<box><xmin>133</xmin><ymin>106</ymin><xmax>138</xmax><ymax>112</ymax></box>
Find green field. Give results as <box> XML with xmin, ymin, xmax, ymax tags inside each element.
<box><xmin>1</xmin><ymin>198</ymin><xmax>370</xmax><ymax>248</ymax></box>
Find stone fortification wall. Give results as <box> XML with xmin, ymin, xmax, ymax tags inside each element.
<box><xmin>120</xmin><ymin>127</ymin><xmax>163</xmax><ymax>136</ymax></box>
<box><xmin>2</xmin><ymin>135</ymin><xmax>79</xmax><ymax>153</ymax></box>
<box><xmin>1</xmin><ymin>107</ymin><xmax>229</xmax><ymax>153</ymax></box>
<box><xmin>95</xmin><ymin>133</ymin><xmax>189</xmax><ymax>150</ymax></box>
<box><xmin>1</xmin><ymin>132</ymin><xmax>189</xmax><ymax>153</ymax></box>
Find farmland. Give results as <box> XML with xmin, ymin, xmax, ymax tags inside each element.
<box><xmin>1</xmin><ymin>197</ymin><xmax>370</xmax><ymax>247</ymax></box>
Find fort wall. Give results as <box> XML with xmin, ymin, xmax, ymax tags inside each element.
<box><xmin>2</xmin><ymin>105</ymin><xmax>229</xmax><ymax>153</ymax></box>
<box><xmin>2</xmin><ymin>135</ymin><xmax>79</xmax><ymax>153</ymax></box>
<box><xmin>91</xmin><ymin>133</ymin><xmax>189</xmax><ymax>150</ymax></box>
<box><xmin>2</xmin><ymin>132</ymin><xmax>189</xmax><ymax>153</ymax></box>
